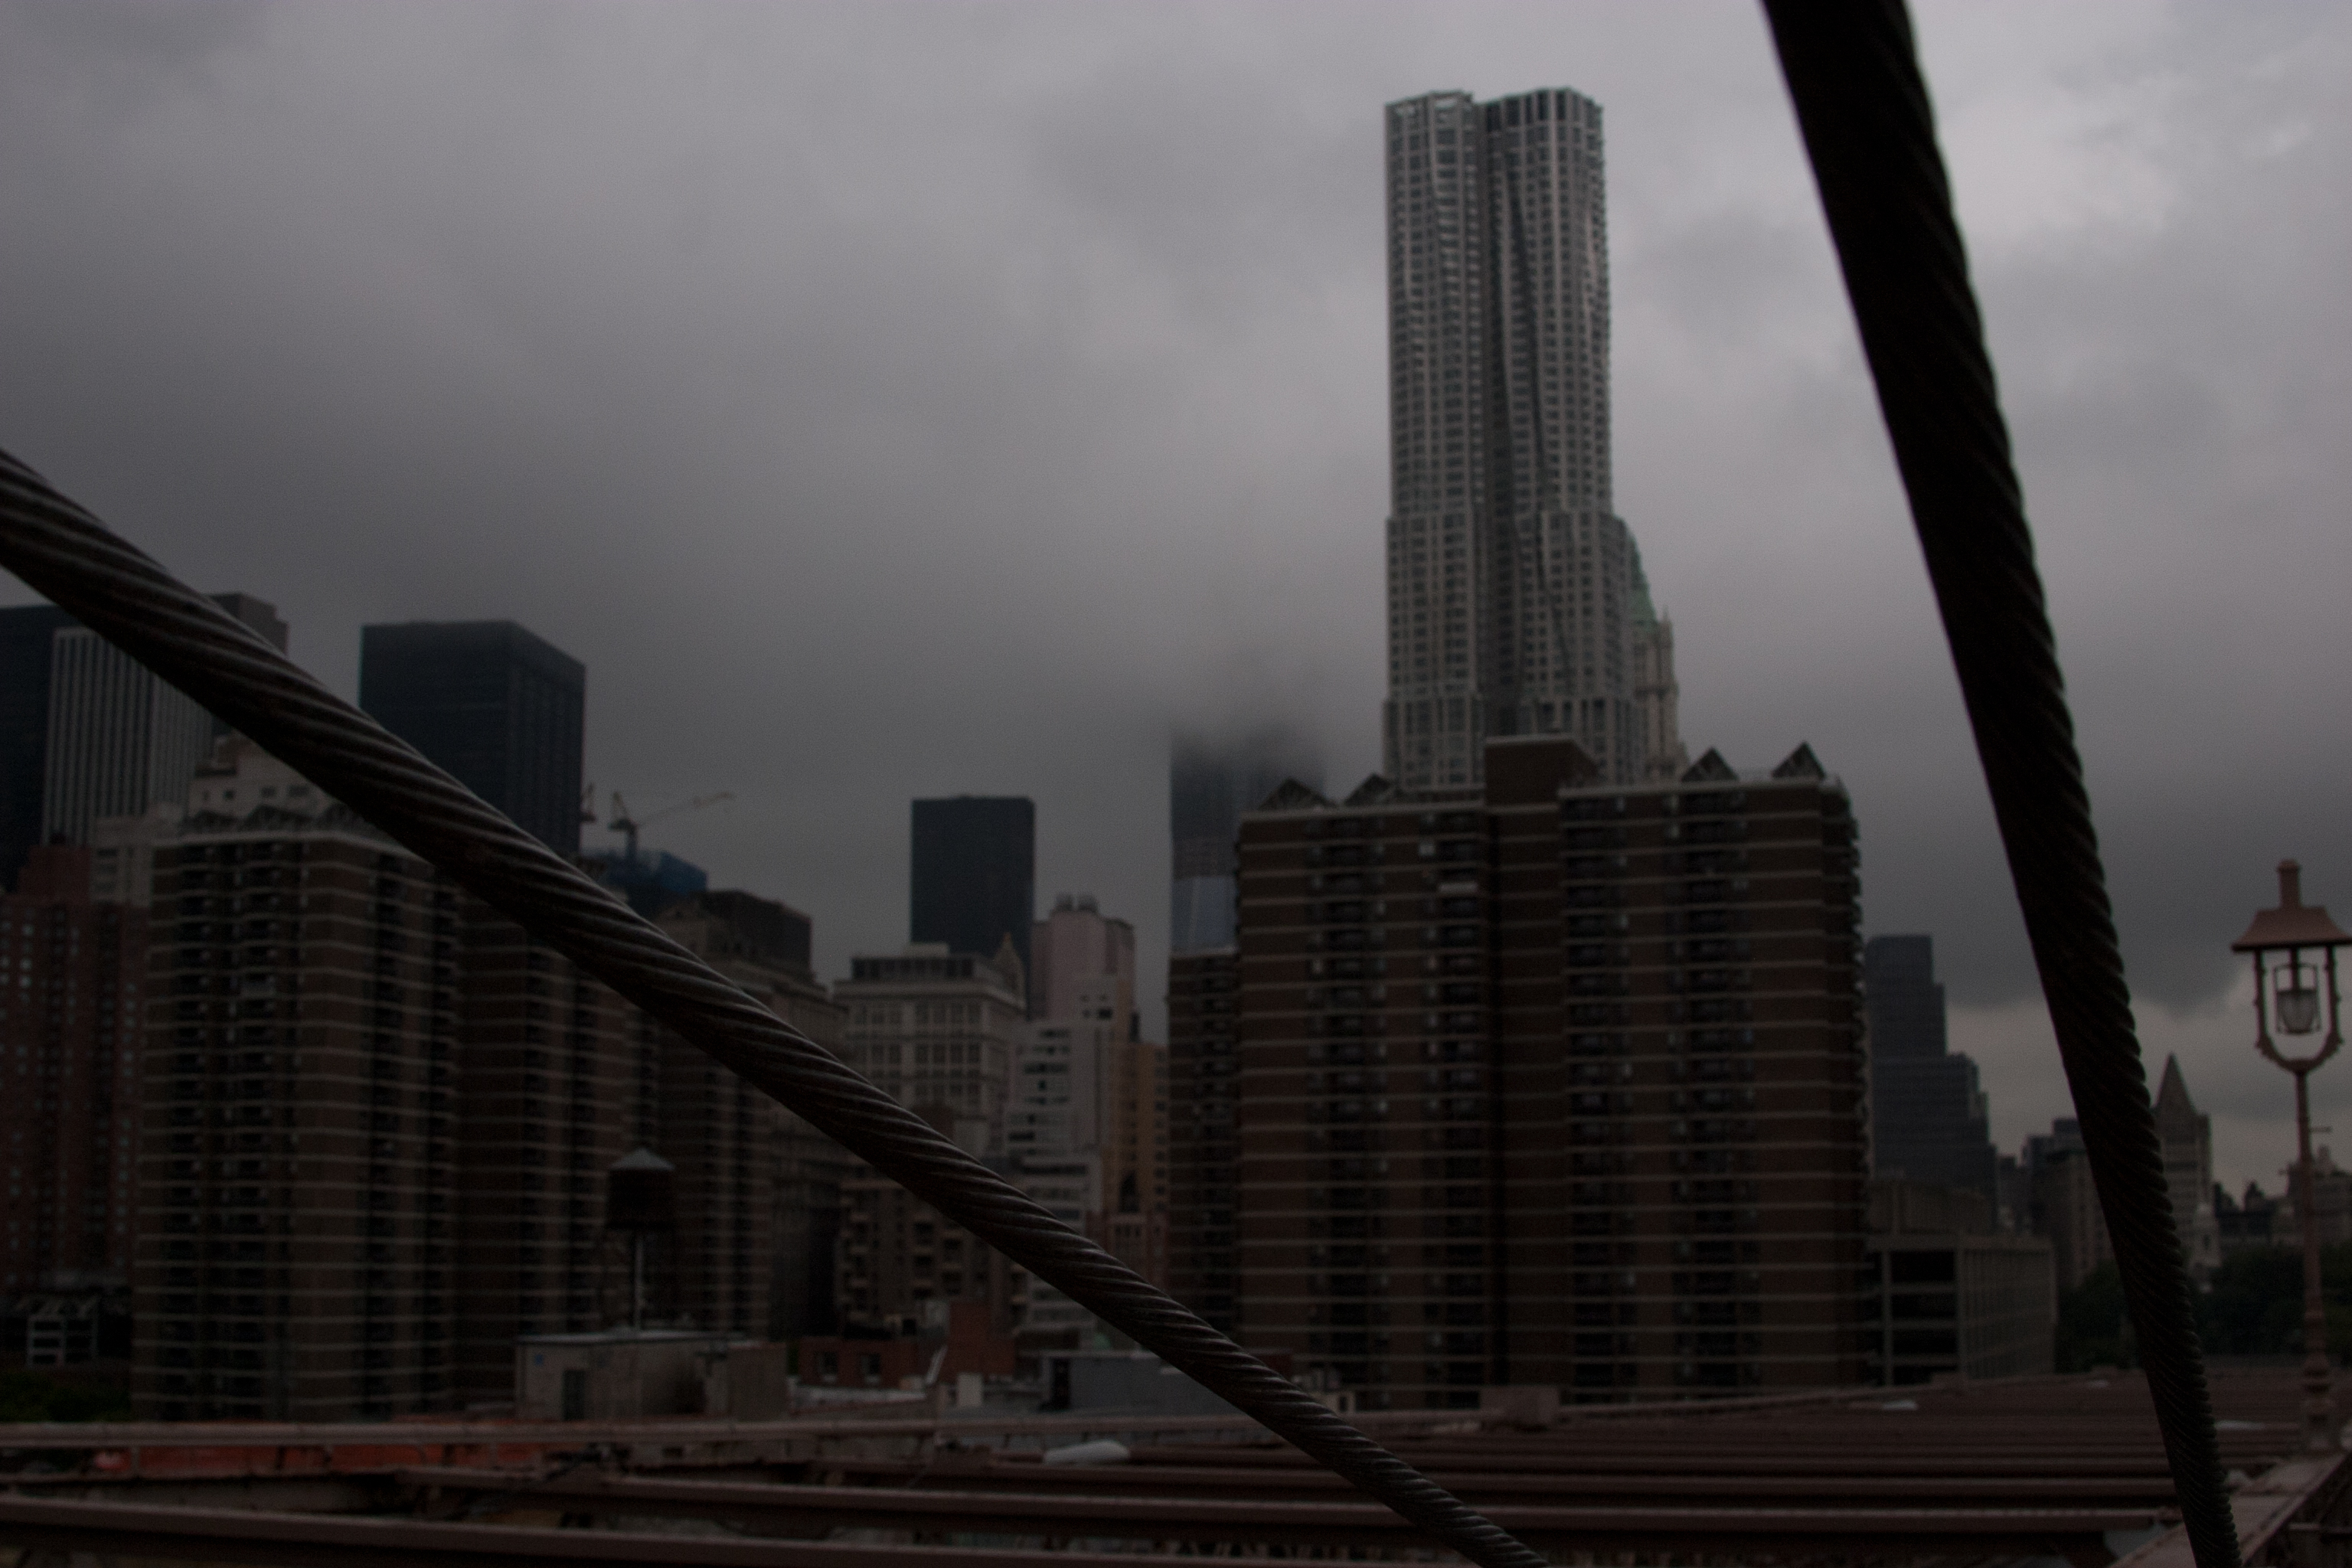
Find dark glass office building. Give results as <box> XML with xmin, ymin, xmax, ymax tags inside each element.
<box><xmin>910</xmin><ymin>796</ymin><xmax>1034</xmax><ymax>988</ymax></box>
<box><xmin>359</xmin><ymin>622</ymin><xmax>586</xmax><ymax>857</ymax></box>
<box><xmin>1865</xmin><ymin>934</ymin><xmax>1998</xmax><ymax>1209</ymax></box>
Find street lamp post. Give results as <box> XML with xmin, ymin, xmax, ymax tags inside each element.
<box><xmin>2233</xmin><ymin>860</ymin><xmax>2352</xmax><ymax>1451</ymax></box>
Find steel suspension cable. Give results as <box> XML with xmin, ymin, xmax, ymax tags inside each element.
<box><xmin>0</xmin><ymin>449</ymin><xmax>1547</xmax><ymax>1568</ymax></box>
<box><xmin>1761</xmin><ymin>5</ymin><xmax>2239</xmax><ymax>1565</ymax></box>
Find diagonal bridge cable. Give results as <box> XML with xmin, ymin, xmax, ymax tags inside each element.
<box><xmin>0</xmin><ymin>448</ymin><xmax>1547</xmax><ymax>1568</ymax></box>
<box><xmin>1762</xmin><ymin>5</ymin><xmax>2239</xmax><ymax>1566</ymax></box>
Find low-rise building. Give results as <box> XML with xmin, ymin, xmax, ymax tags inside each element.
<box><xmin>514</xmin><ymin>1328</ymin><xmax>790</xmax><ymax>1420</ymax></box>
<box><xmin>1865</xmin><ymin>1179</ymin><xmax>2054</xmax><ymax>1386</ymax></box>
<box><xmin>799</xmin><ymin>1298</ymin><xmax>1015</xmax><ymax>1393</ymax></box>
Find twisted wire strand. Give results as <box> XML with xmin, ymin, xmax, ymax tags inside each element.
<box><xmin>0</xmin><ymin>449</ymin><xmax>1547</xmax><ymax>1568</ymax></box>
<box><xmin>1761</xmin><ymin>5</ymin><xmax>2239</xmax><ymax>1565</ymax></box>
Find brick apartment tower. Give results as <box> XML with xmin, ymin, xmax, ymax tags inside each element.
<box><xmin>649</xmin><ymin>891</ymin><xmax>846</xmax><ymax>1340</ymax></box>
<box><xmin>1207</xmin><ymin>735</ymin><xmax>1866</xmax><ymax>1406</ymax></box>
<box><xmin>1</xmin><ymin>846</ymin><xmax>149</xmax><ymax>1302</ymax></box>
<box><xmin>134</xmin><ymin>746</ymin><xmax>459</xmax><ymax>1419</ymax></box>
<box><xmin>450</xmin><ymin>902</ymin><xmax>639</xmax><ymax>1407</ymax></box>
<box><xmin>1167</xmin><ymin>949</ymin><xmax>1242</xmax><ymax>1335</ymax></box>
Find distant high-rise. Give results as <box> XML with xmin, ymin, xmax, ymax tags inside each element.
<box><xmin>1864</xmin><ymin>936</ymin><xmax>1997</xmax><ymax>1210</ymax></box>
<box><xmin>359</xmin><ymin>621</ymin><xmax>585</xmax><ymax>858</ymax></box>
<box><xmin>1031</xmin><ymin>892</ymin><xmax>1136</xmax><ymax>1032</ymax></box>
<box><xmin>1171</xmin><ymin>727</ymin><xmax>1319</xmax><ymax>955</ymax></box>
<box><xmin>203</xmin><ymin>595</ymin><xmax>291</xmax><ymax>737</ymax></box>
<box><xmin>910</xmin><ymin>796</ymin><xmax>1034</xmax><ymax>986</ymax></box>
<box><xmin>0</xmin><ymin>844</ymin><xmax>149</xmax><ymax>1301</ymax></box>
<box><xmin>1018</xmin><ymin>893</ymin><xmax>1168</xmax><ymax>1307</ymax></box>
<box><xmin>1628</xmin><ymin>554</ymin><xmax>1689</xmax><ymax>785</ymax></box>
<box><xmin>41</xmin><ymin>626</ymin><xmax>214</xmax><ymax>851</ymax></box>
<box><xmin>2</xmin><ymin>595</ymin><xmax>287</xmax><ymax>891</ymax></box>
<box><xmin>2152</xmin><ymin>1056</ymin><xmax>2221</xmax><ymax>1278</ymax></box>
<box><xmin>649</xmin><ymin>892</ymin><xmax>847</xmax><ymax>1341</ymax></box>
<box><xmin>1381</xmin><ymin>87</ymin><xmax>1682</xmax><ymax>791</ymax></box>
<box><xmin>832</xmin><ymin>946</ymin><xmax>1031</xmax><ymax>1335</ymax></box>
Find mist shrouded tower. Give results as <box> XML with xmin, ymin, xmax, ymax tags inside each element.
<box><xmin>1382</xmin><ymin>87</ymin><xmax>1677</xmax><ymax>791</ymax></box>
<box><xmin>1170</xmin><ymin>726</ymin><xmax>1319</xmax><ymax>953</ymax></box>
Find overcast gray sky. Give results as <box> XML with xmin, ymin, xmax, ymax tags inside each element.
<box><xmin>5</xmin><ymin>1</ymin><xmax>2347</xmax><ymax>1192</ymax></box>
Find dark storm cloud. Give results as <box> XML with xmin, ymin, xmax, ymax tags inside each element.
<box><xmin>3</xmin><ymin>1</ymin><xmax>2347</xmax><ymax>1184</ymax></box>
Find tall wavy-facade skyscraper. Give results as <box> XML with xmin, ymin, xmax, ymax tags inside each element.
<box><xmin>1382</xmin><ymin>87</ymin><xmax>1679</xmax><ymax>791</ymax></box>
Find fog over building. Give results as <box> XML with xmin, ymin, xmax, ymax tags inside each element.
<box><xmin>1171</xmin><ymin>726</ymin><xmax>1321</xmax><ymax>956</ymax></box>
<box><xmin>1380</xmin><ymin>87</ymin><xmax>1684</xmax><ymax>792</ymax></box>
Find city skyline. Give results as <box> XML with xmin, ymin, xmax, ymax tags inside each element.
<box><xmin>3</xmin><ymin>2</ymin><xmax>2349</xmax><ymax>1192</ymax></box>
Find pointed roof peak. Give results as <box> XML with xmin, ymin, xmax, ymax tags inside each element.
<box><xmin>1681</xmin><ymin>748</ymin><xmax>1736</xmax><ymax>784</ymax></box>
<box><xmin>1773</xmin><ymin>743</ymin><xmax>1825</xmax><ymax>780</ymax></box>
<box><xmin>2155</xmin><ymin>1054</ymin><xmax>2197</xmax><ymax>1114</ymax></box>
<box><xmin>1259</xmin><ymin>776</ymin><xmax>1333</xmax><ymax>812</ymax></box>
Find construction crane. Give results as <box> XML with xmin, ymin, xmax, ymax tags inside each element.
<box><xmin>607</xmin><ymin>789</ymin><xmax>733</xmax><ymax>862</ymax></box>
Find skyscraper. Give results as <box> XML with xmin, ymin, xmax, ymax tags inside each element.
<box><xmin>2151</xmin><ymin>1056</ymin><xmax>2221</xmax><ymax>1278</ymax></box>
<box><xmin>358</xmin><ymin>622</ymin><xmax>586</xmax><ymax>858</ymax></box>
<box><xmin>1030</xmin><ymin>892</ymin><xmax>1136</xmax><ymax>1032</ymax></box>
<box><xmin>1171</xmin><ymin>727</ymin><xmax>1320</xmax><ymax>955</ymax></box>
<box><xmin>1864</xmin><ymin>936</ymin><xmax>1998</xmax><ymax>1210</ymax></box>
<box><xmin>2</xmin><ymin>595</ymin><xmax>287</xmax><ymax>892</ymax></box>
<box><xmin>41</xmin><ymin>626</ymin><xmax>214</xmax><ymax>851</ymax></box>
<box><xmin>910</xmin><ymin>796</ymin><xmax>1035</xmax><ymax>987</ymax></box>
<box><xmin>1381</xmin><ymin>88</ymin><xmax>1681</xmax><ymax>792</ymax></box>
<box><xmin>1017</xmin><ymin>893</ymin><xmax>1168</xmax><ymax>1308</ymax></box>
